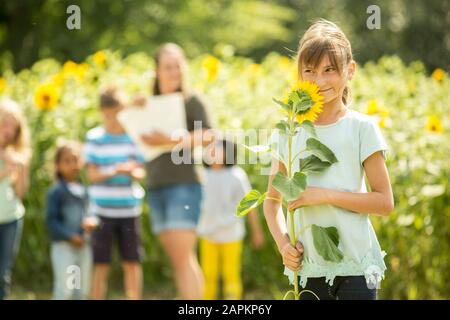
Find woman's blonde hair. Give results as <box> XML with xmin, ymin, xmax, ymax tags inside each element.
<box><xmin>0</xmin><ymin>98</ymin><xmax>31</xmax><ymax>163</ymax></box>
<box><xmin>153</xmin><ymin>42</ymin><xmax>188</xmax><ymax>97</ymax></box>
<box><xmin>297</xmin><ymin>19</ymin><xmax>354</xmax><ymax>105</ymax></box>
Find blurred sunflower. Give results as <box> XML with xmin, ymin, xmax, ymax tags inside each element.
<box><xmin>425</xmin><ymin>115</ymin><xmax>443</xmax><ymax>133</ymax></box>
<box><xmin>431</xmin><ymin>68</ymin><xmax>445</xmax><ymax>82</ymax></box>
<box><xmin>0</xmin><ymin>78</ymin><xmax>6</xmax><ymax>94</ymax></box>
<box><xmin>63</xmin><ymin>61</ymin><xmax>88</xmax><ymax>81</ymax></box>
<box><xmin>34</xmin><ymin>82</ymin><xmax>59</xmax><ymax>111</ymax></box>
<box><xmin>93</xmin><ymin>50</ymin><xmax>107</xmax><ymax>67</ymax></box>
<box><xmin>202</xmin><ymin>55</ymin><xmax>221</xmax><ymax>82</ymax></box>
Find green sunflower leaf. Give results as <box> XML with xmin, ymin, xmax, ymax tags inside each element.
<box><xmin>236</xmin><ymin>190</ymin><xmax>267</xmax><ymax>217</ymax></box>
<box><xmin>272</xmin><ymin>171</ymin><xmax>307</xmax><ymax>201</ymax></box>
<box><xmin>311</xmin><ymin>224</ymin><xmax>344</xmax><ymax>262</ymax></box>
<box><xmin>306</xmin><ymin>138</ymin><xmax>338</xmax><ymax>164</ymax></box>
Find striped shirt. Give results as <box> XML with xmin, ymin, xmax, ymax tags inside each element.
<box><xmin>84</xmin><ymin>127</ymin><xmax>145</xmax><ymax>218</ymax></box>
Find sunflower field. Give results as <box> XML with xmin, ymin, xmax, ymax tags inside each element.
<box><xmin>0</xmin><ymin>50</ymin><xmax>449</xmax><ymax>299</ymax></box>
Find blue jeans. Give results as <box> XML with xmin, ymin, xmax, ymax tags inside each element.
<box><xmin>0</xmin><ymin>218</ymin><xmax>23</xmax><ymax>300</ymax></box>
<box><xmin>51</xmin><ymin>242</ymin><xmax>92</xmax><ymax>300</ymax></box>
<box><xmin>148</xmin><ymin>183</ymin><xmax>203</xmax><ymax>234</ymax></box>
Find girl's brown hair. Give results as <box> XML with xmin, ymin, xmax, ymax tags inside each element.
<box><xmin>0</xmin><ymin>98</ymin><xmax>31</xmax><ymax>163</ymax></box>
<box><xmin>152</xmin><ymin>43</ymin><xmax>188</xmax><ymax>97</ymax></box>
<box><xmin>297</xmin><ymin>19</ymin><xmax>354</xmax><ymax>105</ymax></box>
<box><xmin>54</xmin><ymin>139</ymin><xmax>82</xmax><ymax>179</ymax></box>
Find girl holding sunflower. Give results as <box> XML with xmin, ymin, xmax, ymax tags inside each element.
<box><xmin>264</xmin><ymin>19</ymin><xmax>394</xmax><ymax>300</ymax></box>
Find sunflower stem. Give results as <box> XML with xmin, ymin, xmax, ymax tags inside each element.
<box><xmin>287</xmin><ymin>111</ymin><xmax>299</xmax><ymax>300</ymax></box>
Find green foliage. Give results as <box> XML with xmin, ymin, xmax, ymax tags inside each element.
<box><xmin>311</xmin><ymin>225</ymin><xmax>344</xmax><ymax>263</ymax></box>
<box><xmin>236</xmin><ymin>190</ymin><xmax>267</xmax><ymax>217</ymax></box>
<box><xmin>272</xmin><ymin>172</ymin><xmax>307</xmax><ymax>202</ymax></box>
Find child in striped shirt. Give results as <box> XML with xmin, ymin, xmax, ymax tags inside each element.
<box><xmin>84</xmin><ymin>87</ymin><xmax>146</xmax><ymax>300</ymax></box>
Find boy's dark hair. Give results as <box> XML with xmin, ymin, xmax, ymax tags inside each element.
<box><xmin>100</xmin><ymin>86</ymin><xmax>126</xmax><ymax>109</ymax></box>
<box><xmin>203</xmin><ymin>139</ymin><xmax>237</xmax><ymax>168</ymax></box>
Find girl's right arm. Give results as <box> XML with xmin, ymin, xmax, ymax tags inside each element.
<box><xmin>263</xmin><ymin>157</ymin><xmax>303</xmax><ymax>272</ymax></box>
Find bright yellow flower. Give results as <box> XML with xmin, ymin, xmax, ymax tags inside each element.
<box><xmin>0</xmin><ymin>78</ymin><xmax>6</xmax><ymax>94</ymax></box>
<box><xmin>281</xmin><ymin>81</ymin><xmax>324</xmax><ymax>123</ymax></box>
<box><xmin>93</xmin><ymin>51</ymin><xmax>107</xmax><ymax>66</ymax></box>
<box><xmin>294</xmin><ymin>81</ymin><xmax>324</xmax><ymax>123</ymax></box>
<box><xmin>367</xmin><ymin>99</ymin><xmax>390</xmax><ymax>117</ymax></box>
<box><xmin>202</xmin><ymin>55</ymin><xmax>221</xmax><ymax>82</ymax></box>
<box><xmin>63</xmin><ymin>60</ymin><xmax>78</xmax><ymax>74</ymax></box>
<box><xmin>34</xmin><ymin>82</ymin><xmax>59</xmax><ymax>111</ymax></box>
<box><xmin>425</xmin><ymin>115</ymin><xmax>444</xmax><ymax>133</ymax></box>
<box><xmin>367</xmin><ymin>99</ymin><xmax>380</xmax><ymax>115</ymax></box>
<box><xmin>378</xmin><ymin>118</ymin><xmax>386</xmax><ymax>128</ymax></box>
<box><xmin>63</xmin><ymin>61</ymin><xmax>88</xmax><ymax>81</ymax></box>
<box><xmin>431</xmin><ymin>68</ymin><xmax>445</xmax><ymax>82</ymax></box>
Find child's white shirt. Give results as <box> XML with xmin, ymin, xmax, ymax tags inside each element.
<box><xmin>270</xmin><ymin>109</ymin><xmax>389</xmax><ymax>288</ymax></box>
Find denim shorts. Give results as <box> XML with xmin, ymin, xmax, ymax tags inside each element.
<box><xmin>299</xmin><ymin>276</ymin><xmax>377</xmax><ymax>300</ymax></box>
<box><xmin>147</xmin><ymin>183</ymin><xmax>203</xmax><ymax>234</ymax></box>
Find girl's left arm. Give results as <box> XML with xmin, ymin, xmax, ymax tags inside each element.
<box><xmin>12</xmin><ymin>159</ymin><xmax>29</xmax><ymax>199</ymax></box>
<box><xmin>288</xmin><ymin>151</ymin><xmax>394</xmax><ymax>216</ymax></box>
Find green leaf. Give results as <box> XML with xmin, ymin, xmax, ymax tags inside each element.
<box><xmin>236</xmin><ymin>190</ymin><xmax>267</xmax><ymax>217</ymax></box>
<box><xmin>297</xmin><ymin>120</ymin><xmax>317</xmax><ymax>137</ymax></box>
<box><xmin>243</xmin><ymin>144</ymin><xmax>271</xmax><ymax>153</ymax></box>
<box><xmin>306</xmin><ymin>138</ymin><xmax>338</xmax><ymax>164</ymax></box>
<box><xmin>273</xmin><ymin>98</ymin><xmax>292</xmax><ymax>112</ymax></box>
<box><xmin>272</xmin><ymin>171</ymin><xmax>307</xmax><ymax>202</ymax></box>
<box><xmin>275</xmin><ymin>120</ymin><xmax>290</xmax><ymax>133</ymax></box>
<box><xmin>300</xmin><ymin>155</ymin><xmax>332</xmax><ymax>174</ymax></box>
<box><xmin>311</xmin><ymin>224</ymin><xmax>344</xmax><ymax>262</ymax></box>
<box><xmin>294</xmin><ymin>100</ymin><xmax>313</xmax><ymax>113</ymax></box>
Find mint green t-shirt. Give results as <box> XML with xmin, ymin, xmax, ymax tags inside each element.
<box><xmin>269</xmin><ymin>109</ymin><xmax>389</xmax><ymax>288</ymax></box>
<box><xmin>0</xmin><ymin>159</ymin><xmax>25</xmax><ymax>224</ymax></box>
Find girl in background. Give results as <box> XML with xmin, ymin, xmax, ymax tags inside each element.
<box><xmin>198</xmin><ymin>139</ymin><xmax>264</xmax><ymax>300</ymax></box>
<box><xmin>46</xmin><ymin>140</ymin><xmax>97</xmax><ymax>299</ymax></box>
<box><xmin>0</xmin><ymin>98</ymin><xmax>31</xmax><ymax>300</ymax></box>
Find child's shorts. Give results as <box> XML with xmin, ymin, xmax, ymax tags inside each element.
<box><xmin>92</xmin><ymin>216</ymin><xmax>143</xmax><ymax>264</ymax></box>
<box><xmin>299</xmin><ymin>275</ymin><xmax>377</xmax><ymax>300</ymax></box>
<box><xmin>147</xmin><ymin>183</ymin><xmax>203</xmax><ymax>234</ymax></box>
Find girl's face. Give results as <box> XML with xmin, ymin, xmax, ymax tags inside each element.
<box><xmin>0</xmin><ymin>115</ymin><xmax>19</xmax><ymax>147</ymax></box>
<box><xmin>57</xmin><ymin>149</ymin><xmax>82</xmax><ymax>182</ymax></box>
<box><xmin>301</xmin><ymin>55</ymin><xmax>355</xmax><ymax>105</ymax></box>
<box><xmin>204</xmin><ymin>142</ymin><xmax>225</xmax><ymax>168</ymax></box>
<box><xmin>157</xmin><ymin>52</ymin><xmax>183</xmax><ymax>93</ymax></box>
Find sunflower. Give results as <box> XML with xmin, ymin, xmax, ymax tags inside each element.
<box><xmin>0</xmin><ymin>78</ymin><xmax>6</xmax><ymax>94</ymax></box>
<box><xmin>93</xmin><ymin>50</ymin><xmax>107</xmax><ymax>67</ymax></box>
<box><xmin>202</xmin><ymin>55</ymin><xmax>221</xmax><ymax>82</ymax></box>
<box><xmin>63</xmin><ymin>61</ymin><xmax>88</xmax><ymax>81</ymax></box>
<box><xmin>425</xmin><ymin>115</ymin><xmax>444</xmax><ymax>133</ymax></box>
<box><xmin>34</xmin><ymin>82</ymin><xmax>59</xmax><ymax>111</ymax></box>
<box><xmin>431</xmin><ymin>68</ymin><xmax>445</xmax><ymax>82</ymax></box>
<box><xmin>285</xmin><ymin>81</ymin><xmax>324</xmax><ymax>123</ymax></box>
